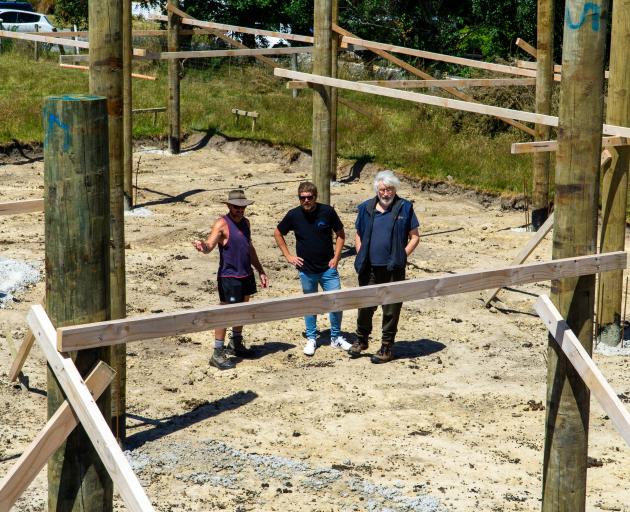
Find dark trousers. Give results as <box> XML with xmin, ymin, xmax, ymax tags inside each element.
<box><xmin>356</xmin><ymin>266</ymin><xmax>406</xmax><ymax>344</ymax></box>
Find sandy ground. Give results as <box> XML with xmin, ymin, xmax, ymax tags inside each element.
<box><xmin>1</xmin><ymin>135</ymin><xmax>630</xmax><ymax>512</ymax></box>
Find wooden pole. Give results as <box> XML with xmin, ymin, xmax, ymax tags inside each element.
<box><xmin>329</xmin><ymin>0</ymin><xmax>339</xmax><ymax>182</ymax></box>
<box><xmin>291</xmin><ymin>54</ymin><xmax>299</xmax><ymax>98</ymax></box>
<box><xmin>597</xmin><ymin>0</ymin><xmax>630</xmax><ymax>347</ymax></box>
<box><xmin>543</xmin><ymin>2</ymin><xmax>609</xmax><ymax>510</ymax></box>
<box><xmin>43</xmin><ymin>94</ymin><xmax>112</xmax><ymax>511</ymax></box>
<box><xmin>89</xmin><ymin>0</ymin><xmax>127</xmax><ymax>444</ymax></box>
<box><xmin>312</xmin><ymin>0</ymin><xmax>332</xmax><ymax>204</ymax></box>
<box><xmin>167</xmin><ymin>0</ymin><xmax>181</xmax><ymax>155</ymax></box>
<box><xmin>532</xmin><ymin>0</ymin><xmax>554</xmax><ymax>229</ymax></box>
<box><xmin>123</xmin><ymin>0</ymin><xmax>133</xmax><ymax>208</ymax></box>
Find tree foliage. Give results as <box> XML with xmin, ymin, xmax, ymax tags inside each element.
<box><xmin>51</xmin><ymin>0</ymin><xmax>565</xmax><ymax>60</ymax></box>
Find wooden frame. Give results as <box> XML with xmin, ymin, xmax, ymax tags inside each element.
<box><xmin>534</xmin><ymin>295</ymin><xmax>630</xmax><ymax>446</ymax></box>
<box><xmin>515</xmin><ymin>38</ymin><xmax>537</xmax><ymax>58</ymax></box>
<box><xmin>60</xmin><ymin>63</ymin><xmax>157</xmax><ymax>81</ymax></box>
<box><xmin>0</xmin><ymin>361</ymin><xmax>114</xmax><ymax>510</ymax></box>
<box><xmin>27</xmin><ymin>306</ymin><xmax>155</xmax><ymax>512</ymax></box>
<box><xmin>0</xmin><ymin>199</ymin><xmax>44</xmax><ymax>216</ymax></box>
<box><xmin>8</xmin><ymin>332</ymin><xmax>35</xmax><ymax>382</ymax></box>
<box><xmin>337</xmin><ymin>32</ymin><xmax>539</xmax><ymax>78</ymax></box>
<box><xmin>485</xmin><ymin>213</ymin><xmax>554</xmax><ymax>306</ymax></box>
<box><xmin>512</xmin><ymin>136</ymin><xmax>630</xmax><ymax>154</ymax></box>
<box><xmin>57</xmin><ymin>252</ymin><xmax>627</xmax><ymax>352</ymax></box>
<box><xmin>516</xmin><ymin>58</ymin><xmax>608</xmax><ymax>79</ymax></box>
<box><xmin>153</xmin><ymin>12</ymin><xmax>313</xmax><ymax>44</ymax></box>
<box><xmin>274</xmin><ymin>69</ymin><xmax>630</xmax><ymax>138</ymax></box>
<box><xmin>148</xmin><ymin>45</ymin><xmax>313</xmax><ymax>60</ymax></box>
<box><xmin>287</xmin><ymin>78</ymin><xmax>536</xmax><ymax>90</ymax></box>
<box><xmin>0</xmin><ymin>30</ymin><xmax>148</xmax><ymax>57</ymax></box>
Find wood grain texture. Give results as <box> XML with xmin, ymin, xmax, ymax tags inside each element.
<box><xmin>0</xmin><ymin>362</ymin><xmax>114</xmax><ymax>510</ymax></box>
<box><xmin>0</xmin><ymin>199</ymin><xmax>43</xmax><ymax>216</ymax></box>
<box><xmin>57</xmin><ymin>252</ymin><xmax>628</xmax><ymax>351</ymax></box>
<box><xmin>28</xmin><ymin>306</ymin><xmax>154</xmax><ymax>512</ymax></box>
<box><xmin>534</xmin><ymin>295</ymin><xmax>630</xmax><ymax>446</ymax></box>
<box><xmin>274</xmin><ymin>69</ymin><xmax>630</xmax><ymax>137</ymax></box>
<box><xmin>512</xmin><ymin>136</ymin><xmax>629</xmax><ymax>154</ymax></box>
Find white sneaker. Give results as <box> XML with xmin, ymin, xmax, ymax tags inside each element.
<box><xmin>304</xmin><ymin>338</ymin><xmax>317</xmax><ymax>356</ymax></box>
<box><xmin>331</xmin><ymin>335</ymin><xmax>352</xmax><ymax>351</ymax></box>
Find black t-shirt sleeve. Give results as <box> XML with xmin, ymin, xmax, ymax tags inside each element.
<box><xmin>330</xmin><ymin>207</ymin><xmax>343</xmax><ymax>232</ymax></box>
<box><xmin>276</xmin><ymin>210</ymin><xmax>294</xmax><ymax>236</ymax></box>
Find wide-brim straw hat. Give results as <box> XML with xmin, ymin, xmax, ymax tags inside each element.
<box><xmin>223</xmin><ymin>189</ymin><xmax>254</xmax><ymax>206</ymax></box>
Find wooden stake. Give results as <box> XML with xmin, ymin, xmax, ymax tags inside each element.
<box><xmin>168</xmin><ymin>0</ymin><xmax>181</xmax><ymax>155</ymax></box>
<box><xmin>532</xmin><ymin>0</ymin><xmax>555</xmax><ymax>230</ymax></box>
<box><xmin>542</xmin><ymin>2</ymin><xmax>609</xmax><ymax>508</ymax></box>
<box><xmin>312</xmin><ymin>0</ymin><xmax>332</xmax><ymax>204</ymax></box>
<box><xmin>597</xmin><ymin>0</ymin><xmax>630</xmax><ymax>347</ymax></box>
<box><xmin>43</xmin><ymin>94</ymin><xmax>113</xmax><ymax>510</ymax></box>
<box><xmin>329</xmin><ymin>0</ymin><xmax>339</xmax><ymax>182</ymax></box>
<box><xmin>123</xmin><ymin>0</ymin><xmax>133</xmax><ymax>208</ymax></box>
<box><xmin>90</xmin><ymin>0</ymin><xmax>127</xmax><ymax>447</ymax></box>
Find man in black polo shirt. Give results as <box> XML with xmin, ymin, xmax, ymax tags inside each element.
<box><xmin>274</xmin><ymin>182</ymin><xmax>351</xmax><ymax>356</ymax></box>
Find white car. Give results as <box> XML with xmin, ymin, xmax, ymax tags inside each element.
<box><xmin>0</xmin><ymin>9</ymin><xmax>55</xmax><ymax>32</ymax></box>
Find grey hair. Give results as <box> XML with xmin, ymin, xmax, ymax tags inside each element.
<box><xmin>373</xmin><ymin>170</ymin><xmax>400</xmax><ymax>194</ymax></box>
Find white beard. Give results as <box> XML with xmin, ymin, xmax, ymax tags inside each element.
<box><xmin>378</xmin><ymin>196</ymin><xmax>394</xmax><ymax>209</ymax></box>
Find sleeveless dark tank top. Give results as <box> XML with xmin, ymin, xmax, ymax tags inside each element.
<box><xmin>218</xmin><ymin>214</ymin><xmax>252</xmax><ymax>278</ymax></box>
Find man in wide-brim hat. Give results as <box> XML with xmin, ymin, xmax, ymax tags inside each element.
<box><xmin>193</xmin><ymin>189</ymin><xmax>268</xmax><ymax>369</ymax></box>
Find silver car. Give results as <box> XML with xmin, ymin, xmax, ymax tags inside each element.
<box><xmin>0</xmin><ymin>9</ymin><xmax>55</xmax><ymax>32</ymax></box>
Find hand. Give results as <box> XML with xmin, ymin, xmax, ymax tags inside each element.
<box><xmin>328</xmin><ymin>257</ymin><xmax>339</xmax><ymax>269</ymax></box>
<box><xmin>259</xmin><ymin>273</ymin><xmax>269</xmax><ymax>288</ymax></box>
<box><xmin>286</xmin><ymin>254</ymin><xmax>304</xmax><ymax>267</ymax></box>
<box><xmin>193</xmin><ymin>240</ymin><xmax>206</xmax><ymax>253</ymax></box>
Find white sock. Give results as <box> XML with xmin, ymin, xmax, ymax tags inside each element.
<box><xmin>214</xmin><ymin>340</ymin><xmax>224</xmax><ymax>349</ymax></box>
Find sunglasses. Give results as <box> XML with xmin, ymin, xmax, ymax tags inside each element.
<box><xmin>298</xmin><ymin>194</ymin><xmax>315</xmax><ymax>201</ymax></box>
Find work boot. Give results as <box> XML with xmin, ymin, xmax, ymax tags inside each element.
<box><xmin>370</xmin><ymin>343</ymin><xmax>394</xmax><ymax>364</ymax></box>
<box><xmin>210</xmin><ymin>347</ymin><xmax>236</xmax><ymax>370</ymax></box>
<box><xmin>225</xmin><ymin>334</ymin><xmax>255</xmax><ymax>358</ymax></box>
<box><xmin>348</xmin><ymin>336</ymin><xmax>369</xmax><ymax>358</ymax></box>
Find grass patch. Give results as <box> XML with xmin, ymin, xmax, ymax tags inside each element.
<box><xmin>0</xmin><ymin>47</ymin><xmax>535</xmax><ymax>196</ymax></box>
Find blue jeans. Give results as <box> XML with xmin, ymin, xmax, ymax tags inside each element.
<box><xmin>298</xmin><ymin>267</ymin><xmax>342</xmax><ymax>339</ymax></box>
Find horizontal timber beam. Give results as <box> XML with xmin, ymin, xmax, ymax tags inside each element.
<box><xmin>155</xmin><ymin>10</ymin><xmax>313</xmax><ymax>43</ymax></box>
<box><xmin>288</xmin><ymin>78</ymin><xmax>536</xmax><ymax>90</ymax></box>
<box><xmin>0</xmin><ymin>199</ymin><xmax>43</xmax><ymax>216</ymax></box>
<box><xmin>337</xmin><ymin>32</ymin><xmax>538</xmax><ymax>78</ymax></box>
<box><xmin>0</xmin><ymin>30</ymin><xmax>148</xmax><ymax>57</ymax></box>
<box><xmin>148</xmin><ymin>45</ymin><xmax>313</xmax><ymax>60</ymax></box>
<box><xmin>60</xmin><ymin>63</ymin><xmax>156</xmax><ymax>80</ymax></box>
<box><xmin>32</xmin><ymin>29</ymin><xmax>218</xmax><ymax>37</ymax></box>
<box><xmin>517</xmin><ymin>58</ymin><xmax>608</xmax><ymax>78</ymax></box>
<box><xmin>27</xmin><ymin>306</ymin><xmax>154</xmax><ymax>512</ymax></box>
<box><xmin>57</xmin><ymin>252</ymin><xmax>628</xmax><ymax>351</ymax></box>
<box><xmin>0</xmin><ymin>362</ymin><xmax>114</xmax><ymax>510</ymax></box>
<box><xmin>512</xmin><ymin>136</ymin><xmax>630</xmax><ymax>154</ymax></box>
<box><xmin>274</xmin><ymin>69</ymin><xmax>630</xmax><ymax>138</ymax></box>
<box><xmin>534</xmin><ymin>295</ymin><xmax>630</xmax><ymax>446</ymax></box>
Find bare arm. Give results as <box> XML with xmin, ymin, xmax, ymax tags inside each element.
<box><xmin>329</xmin><ymin>228</ymin><xmax>346</xmax><ymax>268</ymax></box>
<box><xmin>193</xmin><ymin>218</ymin><xmax>226</xmax><ymax>254</ymax></box>
<box><xmin>274</xmin><ymin>228</ymin><xmax>304</xmax><ymax>267</ymax></box>
<box><xmin>405</xmin><ymin>227</ymin><xmax>420</xmax><ymax>256</ymax></box>
<box><xmin>250</xmin><ymin>243</ymin><xmax>269</xmax><ymax>288</ymax></box>
<box><xmin>355</xmin><ymin>231</ymin><xmax>362</xmax><ymax>255</ymax></box>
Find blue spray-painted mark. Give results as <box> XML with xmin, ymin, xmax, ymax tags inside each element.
<box><xmin>44</xmin><ymin>111</ymin><xmax>72</xmax><ymax>151</ymax></box>
<box><xmin>566</xmin><ymin>2</ymin><xmax>601</xmax><ymax>31</ymax></box>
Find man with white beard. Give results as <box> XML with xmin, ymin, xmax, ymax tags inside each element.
<box><xmin>350</xmin><ymin>170</ymin><xmax>420</xmax><ymax>363</ymax></box>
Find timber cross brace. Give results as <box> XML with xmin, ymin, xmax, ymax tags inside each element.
<box><xmin>2</xmin><ymin>252</ymin><xmax>629</xmax><ymax>510</ymax></box>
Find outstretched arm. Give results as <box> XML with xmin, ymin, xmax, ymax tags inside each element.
<box><xmin>193</xmin><ymin>218</ymin><xmax>225</xmax><ymax>254</ymax></box>
<box><xmin>274</xmin><ymin>228</ymin><xmax>304</xmax><ymax>267</ymax></box>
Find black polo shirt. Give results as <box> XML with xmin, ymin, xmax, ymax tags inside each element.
<box><xmin>277</xmin><ymin>203</ymin><xmax>343</xmax><ymax>274</ymax></box>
